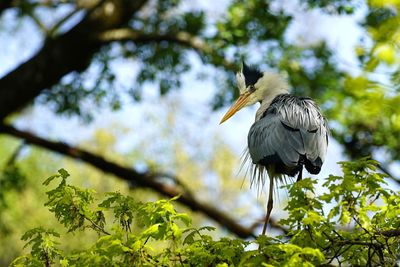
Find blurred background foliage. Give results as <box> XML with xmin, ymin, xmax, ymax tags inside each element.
<box><xmin>0</xmin><ymin>0</ymin><xmax>400</xmax><ymax>264</ymax></box>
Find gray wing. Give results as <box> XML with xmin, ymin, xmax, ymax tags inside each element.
<box><xmin>248</xmin><ymin>97</ymin><xmax>328</xmax><ymax>174</ymax></box>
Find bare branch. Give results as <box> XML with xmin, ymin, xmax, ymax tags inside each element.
<box><xmin>0</xmin><ymin>123</ymin><xmax>259</xmax><ymax>238</ymax></box>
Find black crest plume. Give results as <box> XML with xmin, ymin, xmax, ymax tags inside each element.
<box><xmin>242</xmin><ymin>61</ymin><xmax>263</xmax><ymax>87</ymax></box>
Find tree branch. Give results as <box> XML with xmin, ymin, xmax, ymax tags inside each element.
<box><xmin>28</xmin><ymin>11</ymin><xmax>49</xmax><ymax>34</ymax></box>
<box><xmin>375</xmin><ymin>160</ymin><xmax>400</xmax><ymax>186</ymax></box>
<box><xmin>0</xmin><ymin>123</ymin><xmax>264</xmax><ymax>238</ymax></box>
<box><xmin>380</xmin><ymin>228</ymin><xmax>400</xmax><ymax>238</ymax></box>
<box><xmin>334</xmin><ymin>129</ymin><xmax>400</xmax><ymax>186</ymax></box>
<box><xmin>0</xmin><ymin>0</ymin><xmax>147</xmax><ymax>120</ymax></box>
<box><xmin>0</xmin><ymin>0</ymin><xmax>13</xmax><ymax>16</ymax></box>
<box><xmin>99</xmin><ymin>29</ymin><xmax>210</xmax><ymax>52</ymax></box>
<box><xmin>97</xmin><ymin>28</ymin><xmax>236</xmax><ymax>71</ymax></box>
<box><xmin>48</xmin><ymin>8</ymin><xmax>82</xmax><ymax>37</ymax></box>
<box><xmin>5</xmin><ymin>141</ymin><xmax>26</xmax><ymax>166</ymax></box>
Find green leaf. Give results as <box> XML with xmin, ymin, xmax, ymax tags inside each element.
<box><xmin>58</xmin><ymin>168</ymin><xmax>70</xmax><ymax>179</ymax></box>
<box><xmin>42</xmin><ymin>174</ymin><xmax>60</xmax><ymax>186</ymax></box>
<box><xmin>173</xmin><ymin>213</ymin><xmax>192</xmax><ymax>226</ymax></box>
<box><xmin>142</xmin><ymin>224</ymin><xmax>160</xmax><ymax>237</ymax></box>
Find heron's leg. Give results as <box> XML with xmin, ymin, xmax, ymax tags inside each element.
<box><xmin>296</xmin><ymin>166</ymin><xmax>303</xmax><ymax>230</ymax></box>
<box><xmin>261</xmin><ymin>177</ymin><xmax>274</xmax><ymax>235</ymax></box>
<box><xmin>296</xmin><ymin>165</ymin><xmax>303</xmax><ymax>182</ymax></box>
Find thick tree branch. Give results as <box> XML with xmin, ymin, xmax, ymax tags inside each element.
<box><xmin>0</xmin><ymin>0</ymin><xmax>147</xmax><ymax>120</ymax></box>
<box><xmin>0</xmin><ymin>0</ymin><xmax>13</xmax><ymax>16</ymax></box>
<box><xmin>99</xmin><ymin>29</ymin><xmax>211</xmax><ymax>52</ymax></box>
<box><xmin>0</xmin><ymin>123</ymin><xmax>269</xmax><ymax>238</ymax></box>
<box><xmin>380</xmin><ymin>228</ymin><xmax>400</xmax><ymax>238</ymax></box>
<box><xmin>98</xmin><ymin>28</ymin><xmax>236</xmax><ymax>71</ymax></box>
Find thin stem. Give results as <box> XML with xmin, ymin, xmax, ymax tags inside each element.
<box><xmin>29</xmin><ymin>12</ymin><xmax>49</xmax><ymax>34</ymax></box>
<box><xmin>48</xmin><ymin>8</ymin><xmax>81</xmax><ymax>36</ymax></box>
<box><xmin>85</xmin><ymin>217</ymin><xmax>110</xmax><ymax>235</ymax></box>
<box><xmin>5</xmin><ymin>141</ymin><xmax>26</xmax><ymax>166</ymax></box>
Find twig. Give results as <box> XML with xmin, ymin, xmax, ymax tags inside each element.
<box><xmin>48</xmin><ymin>8</ymin><xmax>81</xmax><ymax>37</ymax></box>
<box><xmin>353</xmin><ymin>216</ymin><xmax>371</xmax><ymax>235</ymax></box>
<box><xmin>86</xmin><ymin>216</ymin><xmax>110</xmax><ymax>235</ymax></box>
<box><xmin>332</xmin><ymin>229</ymin><xmax>344</xmax><ymax>240</ymax></box>
<box><xmin>5</xmin><ymin>141</ymin><xmax>26</xmax><ymax>166</ymax></box>
<box><xmin>376</xmin><ymin>161</ymin><xmax>400</xmax><ymax>185</ymax></box>
<box><xmin>29</xmin><ymin>11</ymin><xmax>49</xmax><ymax>34</ymax></box>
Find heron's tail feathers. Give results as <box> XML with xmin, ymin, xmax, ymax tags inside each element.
<box><xmin>240</xmin><ymin>149</ymin><xmax>285</xmax><ymax>196</ymax></box>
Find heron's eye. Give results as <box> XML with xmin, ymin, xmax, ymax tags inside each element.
<box><xmin>249</xmin><ymin>85</ymin><xmax>256</xmax><ymax>93</ymax></box>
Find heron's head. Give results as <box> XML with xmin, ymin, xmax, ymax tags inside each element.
<box><xmin>220</xmin><ymin>62</ymin><xmax>288</xmax><ymax>124</ymax></box>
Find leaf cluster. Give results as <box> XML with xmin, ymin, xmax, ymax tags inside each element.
<box><xmin>281</xmin><ymin>158</ymin><xmax>399</xmax><ymax>265</ymax></box>
<box><xmin>11</xmin><ymin>158</ymin><xmax>400</xmax><ymax>266</ymax></box>
<box><xmin>327</xmin><ymin>1</ymin><xmax>400</xmax><ymax>162</ymax></box>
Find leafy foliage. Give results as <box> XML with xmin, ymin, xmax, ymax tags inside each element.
<box><xmin>282</xmin><ymin>158</ymin><xmax>400</xmax><ymax>265</ymax></box>
<box><xmin>326</xmin><ymin>1</ymin><xmax>400</xmax><ymax>162</ymax></box>
<box><xmin>15</xmin><ymin>228</ymin><xmax>62</xmax><ymax>267</ymax></box>
<box><xmin>11</xmin><ymin>158</ymin><xmax>400</xmax><ymax>266</ymax></box>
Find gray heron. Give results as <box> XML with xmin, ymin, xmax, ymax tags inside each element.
<box><xmin>220</xmin><ymin>63</ymin><xmax>328</xmax><ymax>235</ymax></box>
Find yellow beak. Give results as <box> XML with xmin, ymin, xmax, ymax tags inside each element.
<box><xmin>220</xmin><ymin>91</ymin><xmax>251</xmax><ymax>124</ymax></box>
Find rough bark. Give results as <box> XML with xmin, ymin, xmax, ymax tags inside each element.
<box><xmin>0</xmin><ymin>0</ymin><xmax>147</xmax><ymax>120</ymax></box>
<box><xmin>0</xmin><ymin>0</ymin><xmax>13</xmax><ymax>16</ymax></box>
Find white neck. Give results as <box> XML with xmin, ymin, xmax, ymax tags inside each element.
<box><xmin>254</xmin><ymin>73</ymin><xmax>289</xmax><ymax>121</ymax></box>
<box><xmin>255</xmin><ymin>92</ymin><xmax>286</xmax><ymax>121</ymax></box>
